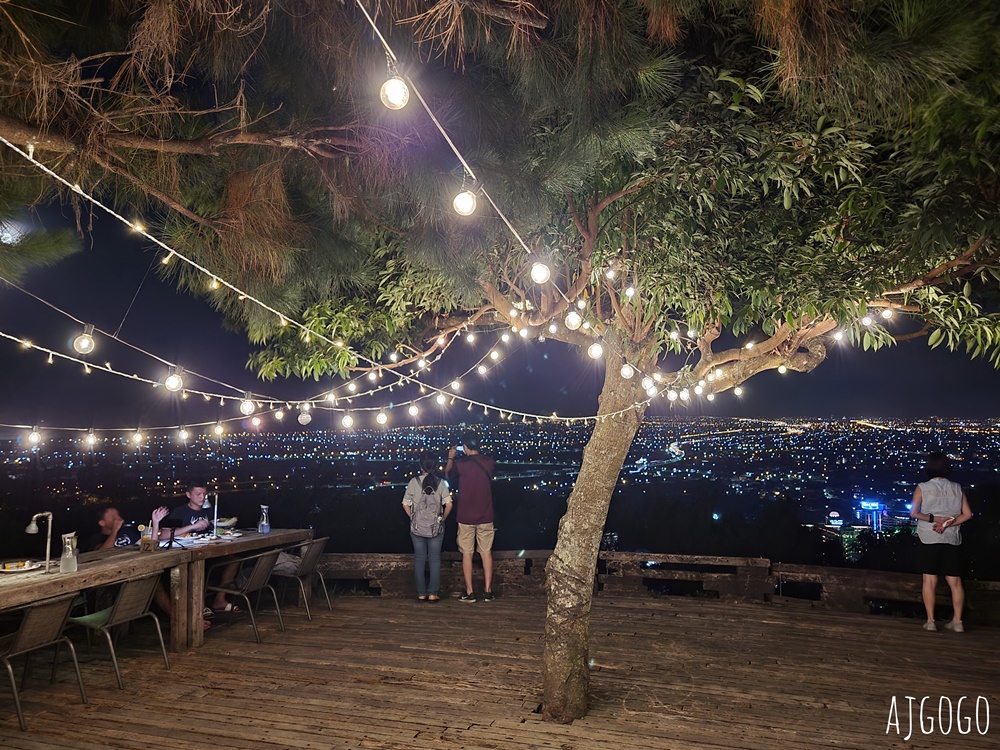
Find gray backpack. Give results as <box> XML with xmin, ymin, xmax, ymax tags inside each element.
<box><xmin>409</xmin><ymin>478</ymin><xmax>446</xmax><ymax>538</ymax></box>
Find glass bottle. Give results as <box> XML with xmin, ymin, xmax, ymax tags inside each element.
<box><xmin>257</xmin><ymin>505</ymin><xmax>270</xmax><ymax>535</ymax></box>
<box><xmin>60</xmin><ymin>532</ymin><xmax>78</xmax><ymax>573</ymax></box>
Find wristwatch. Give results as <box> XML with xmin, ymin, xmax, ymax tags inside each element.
<box><xmin>927</xmin><ymin>513</ymin><xmax>935</xmax><ymax>523</ymax></box>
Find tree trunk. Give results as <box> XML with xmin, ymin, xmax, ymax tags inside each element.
<box><xmin>542</xmin><ymin>359</ymin><xmax>648</xmax><ymax>722</ymax></box>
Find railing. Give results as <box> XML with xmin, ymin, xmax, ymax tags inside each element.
<box><xmin>317</xmin><ymin>551</ymin><xmax>1000</xmax><ymax>625</ymax></box>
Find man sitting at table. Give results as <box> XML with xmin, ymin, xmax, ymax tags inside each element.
<box><xmin>89</xmin><ymin>505</ymin><xmax>168</xmax><ymax>551</ymax></box>
<box><xmin>160</xmin><ymin>480</ymin><xmax>241</xmax><ymax>613</ymax></box>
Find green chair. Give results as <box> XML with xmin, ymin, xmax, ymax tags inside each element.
<box><xmin>1</xmin><ymin>593</ymin><xmax>88</xmax><ymax>731</ymax></box>
<box><xmin>68</xmin><ymin>573</ymin><xmax>169</xmax><ymax>689</ymax></box>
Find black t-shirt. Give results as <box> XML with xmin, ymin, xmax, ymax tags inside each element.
<box><xmin>87</xmin><ymin>523</ymin><xmax>142</xmax><ymax>552</ymax></box>
<box><xmin>166</xmin><ymin>504</ymin><xmax>210</xmax><ymax>528</ymax></box>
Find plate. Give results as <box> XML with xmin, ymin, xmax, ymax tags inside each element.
<box><xmin>0</xmin><ymin>561</ymin><xmax>43</xmax><ymax>573</ymax></box>
<box><xmin>215</xmin><ymin>517</ymin><xmax>238</xmax><ymax>529</ymax></box>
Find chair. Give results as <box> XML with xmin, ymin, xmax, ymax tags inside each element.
<box><xmin>271</xmin><ymin>537</ymin><xmax>331</xmax><ymax>620</ymax></box>
<box><xmin>1</xmin><ymin>593</ymin><xmax>88</xmax><ymax>731</ymax></box>
<box><xmin>207</xmin><ymin>549</ymin><xmax>284</xmax><ymax>643</ymax></box>
<box><xmin>68</xmin><ymin>573</ymin><xmax>169</xmax><ymax>690</ymax></box>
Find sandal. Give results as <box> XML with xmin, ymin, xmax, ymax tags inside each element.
<box><xmin>212</xmin><ymin>603</ymin><xmax>243</xmax><ymax>614</ymax></box>
<box><xmin>427</xmin><ymin>595</ymin><xmax>440</xmax><ymax>602</ymax></box>
<box><xmin>417</xmin><ymin>595</ymin><xmax>428</xmax><ymax>601</ymax></box>
<box><xmin>203</xmin><ymin>607</ymin><xmax>215</xmax><ymax>619</ymax></box>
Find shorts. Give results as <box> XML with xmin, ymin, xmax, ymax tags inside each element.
<box><xmin>917</xmin><ymin>542</ymin><xmax>962</xmax><ymax>577</ymax></box>
<box><xmin>457</xmin><ymin>523</ymin><xmax>495</xmax><ymax>555</ymax></box>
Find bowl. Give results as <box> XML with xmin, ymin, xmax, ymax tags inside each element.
<box><xmin>215</xmin><ymin>517</ymin><xmax>238</xmax><ymax>529</ymax></box>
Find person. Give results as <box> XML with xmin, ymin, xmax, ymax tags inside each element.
<box><xmin>446</xmin><ymin>431</ymin><xmax>496</xmax><ymax>602</ymax></box>
<box><xmin>402</xmin><ymin>452</ymin><xmax>453</xmax><ymax>602</ymax></box>
<box><xmin>909</xmin><ymin>451</ymin><xmax>974</xmax><ymax>632</ymax></box>
<box><xmin>160</xmin><ymin>480</ymin><xmax>241</xmax><ymax>613</ymax></box>
<box><xmin>89</xmin><ymin>505</ymin><xmax>168</xmax><ymax>551</ymax></box>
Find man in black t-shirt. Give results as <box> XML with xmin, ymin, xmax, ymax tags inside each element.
<box><xmin>89</xmin><ymin>505</ymin><xmax>168</xmax><ymax>551</ymax></box>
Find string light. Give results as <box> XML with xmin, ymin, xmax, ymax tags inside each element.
<box><xmin>645</xmin><ymin>385</ymin><xmax>657</xmax><ymax>397</ymax></box>
<box><xmin>625</xmin><ymin>287</ymin><xmax>635</xmax><ymax>298</ymax></box>
<box><xmin>213</xmin><ymin>422</ymin><xmax>225</xmax><ymax>436</ymax></box>
<box><xmin>881</xmin><ymin>308</ymin><xmax>894</xmax><ymax>320</ymax></box>
<box><xmin>453</xmin><ymin>189</ymin><xmax>477</xmax><ymax>216</ymax></box>
<box><xmin>132</xmin><ymin>431</ymin><xmax>143</xmax><ymax>444</ymax></box>
<box><xmin>530</xmin><ymin>261</ymin><xmax>551</xmax><ymax>284</ymax></box>
<box><xmin>667</xmin><ymin>390</ymin><xmax>678</xmax><ymax>401</ymax></box>
<box><xmin>465</xmin><ymin>333</ymin><xmax>476</xmax><ymax>343</ymax></box>
<box><xmin>620</xmin><ymin>364</ymin><xmax>634</xmax><ymax>379</ymax></box>
<box><xmin>451</xmin><ymin>380</ymin><xmax>461</xmax><ymax>391</ymax></box>
<box><xmin>341</xmin><ymin>413</ymin><xmax>354</xmax><ymax>428</ymax></box>
<box><xmin>501</xmin><ymin>333</ymin><xmax>511</xmax><ymax>343</ymax></box>
<box><xmin>297</xmin><ymin>411</ymin><xmax>312</xmax><ymax>426</ymax></box>
<box><xmin>164</xmin><ymin>369</ymin><xmax>184</xmax><ymax>392</ymax></box>
<box><xmin>745</xmin><ymin>342</ymin><xmax>754</xmax><ymax>350</ymax></box>
<box><xmin>642</xmin><ymin>377</ymin><xmax>653</xmax><ymax>390</ymax></box>
<box><xmin>477</xmin><ymin>365</ymin><xmax>487</xmax><ymax>375</ymax></box>
<box><xmin>587</xmin><ymin>343</ymin><xmax>604</xmax><ymax>359</ymax></box>
<box><xmin>489</xmin><ymin>350</ymin><xmax>500</xmax><ymax>361</ymax></box>
<box><xmin>565</xmin><ymin>311</ymin><xmax>583</xmax><ymax>330</ymax></box>
<box><xmin>834</xmin><ymin>330</ymin><xmax>845</xmax><ymax>341</ymax></box>
<box><xmin>274</xmin><ymin>410</ymin><xmax>284</xmax><ymax>421</ymax></box>
<box><xmin>72</xmin><ymin>324</ymin><xmax>95</xmax><ymax>354</ymax></box>
<box><xmin>861</xmin><ymin>316</ymin><xmax>873</xmax><ymax>327</ymax></box>
<box><xmin>777</xmin><ymin>364</ymin><xmax>788</xmax><ymax>374</ymax></box>
<box><xmin>548</xmin><ymin>323</ymin><xmax>558</xmax><ymax>334</ymax></box>
<box><xmin>734</xmin><ymin>386</ymin><xmax>744</xmax><ymax>396</ymax></box>
<box><xmin>519</xmin><ymin>327</ymin><xmax>530</xmax><ymax>339</ymax></box>
<box><xmin>251</xmin><ymin>416</ymin><xmax>261</xmax><ymax>428</ymax></box>
<box><xmin>376</xmin><ymin>410</ymin><xmax>389</xmax><ymax>425</ymax></box>
<box><xmin>239</xmin><ymin>394</ymin><xmax>255</xmax><ymax>415</ymax></box>
<box><xmin>28</xmin><ymin>427</ymin><xmax>40</xmax><ymax>444</ymax></box>
<box><xmin>178</xmin><ymin>427</ymin><xmax>189</xmax><ymax>441</ymax></box>
<box><xmin>379</xmin><ymin>76</ymin><xmax>409</xmax><ymax>110</ymax></box>
<box><xmin>408</xmin><ymin>404</ymin><xmax>419</xmax><ymax>416</ymax></box>
<box><xmin>436</xmin><ymin>394</ymin><xmax>446</xmax><ymax>405</ymax></box>
<box><xmin>706</xmin><ymin>393</ymin><xmax>715</xmax><ymax>401</ymax></box>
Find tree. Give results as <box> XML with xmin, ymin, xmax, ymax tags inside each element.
<box><xmin>2</xmin><ymin>0</ymin><xmax>1000</xmax><ymax>722</ymax></box>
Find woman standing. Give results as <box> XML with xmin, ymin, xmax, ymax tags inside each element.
<box><xmin>910</xmin><ymin>452</ymin><xmax>974</xmax><ymax>632</ymax></box>
<box><xmin>402</xmin><ymin>452</ymin><xmax>452</xmax><ymax>601</ymax></box>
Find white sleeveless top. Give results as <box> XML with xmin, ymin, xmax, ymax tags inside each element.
<box><xmin>916</xmin><ymin>477</ymin><xmax>963</xmax><ymax>546</ymax></box>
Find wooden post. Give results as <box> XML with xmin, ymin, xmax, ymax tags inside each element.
<box><xmin>187</xmin><ymin>559</ymin><xmax>206</xmax><ymax>648</ymax></box>
<box><xmin>169</xmin><ymin>562</ymin><xmax>189</xmax><ymax>652</ymax></box>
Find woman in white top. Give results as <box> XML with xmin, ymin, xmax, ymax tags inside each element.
<box><xmin>909</xmin><ymin>452</ymin><xmax>973</xmax><ymax>632</ymax></box>
<box><xmin>402</xmin><ymin>452</ymin><xmax>452</xmax><ymax>602</ymax></box>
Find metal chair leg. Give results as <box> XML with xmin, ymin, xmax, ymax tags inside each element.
<box><xmin>266</xmin><ymin>584</ymin><xmax>284</xmax><ymax>631</ymax></box>
<box><xmin>317</xmin><ymin>571</ymin><xmax>332</xmax><ymax>611</ymax></box>
<box><xmin>62</xmin><ymin>638</ymin><xmax>87</xmax><ymax>705</ymax></box>
<box><xmin>146</xmin><ymin>613</ymin><xmax>170</xmax><ymax>671</ymax></box>
<box><xmin>240</xmin><ymin>594</ymin><xmax>260</xmax><ymax>643</ymax></box>
<box><xmin>20</xmin><ymin>651</ymin><xmax>32</xmax><ymax>691</ymax></box>
<box><xmin>296</xmin><ymin>577</ymin><xmax>312</xmax><ymax>620</ymax></box>
<box><xmin>49</xmin><ymin>640</ymin><xmax>60</xmax><ymax>684</ymax></box>
<box><xmin>3</xmin><ymin>657</ymin><xmax>25</xmax><ymax>731</ymax></box>
<box><xmin>99</xmin><ymin>626</ymin><xmax>125</xmax><ymax>690</ymax></box>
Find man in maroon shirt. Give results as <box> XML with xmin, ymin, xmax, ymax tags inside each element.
<box><xmin>446</xmin><ymin>432</ymin><xmax>496</xmax><ymax>602</ymax></box>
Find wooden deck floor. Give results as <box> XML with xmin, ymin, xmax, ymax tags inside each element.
<box><xmin>2</xmin><ymin>595</ymin><xmax>998</xmax><ymax>749</ymax></box>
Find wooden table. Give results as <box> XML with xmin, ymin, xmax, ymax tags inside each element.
<box><xmin>0</xmin><ymin>546</ymin><xmax>192</xmax><ymax>652</ymax></box>
<box><xmin>182</xmin><ymin>529</ymin><xmax>313</xmax><ymax>647</ymax></box>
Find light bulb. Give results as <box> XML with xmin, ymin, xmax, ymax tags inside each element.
<box><xmin>209</xmin><ymin>278</ymin><xmax>220</xmax><ymax>290</ymax></box>
<box><xmin>605</xmin><ymin>269</ymin><xmax>616</xmax><ymax>279</ymax></box>
<box><xmin>646</xmin><ymin>386</ymin><xmax>657</xmax><ymax>397</ymax></box>
<box><xmin>213</xmin><ymin>423</ymin><xmax>225</xmax><ymax>436</ymax></box>
<box><xmin>178</xmin><ymin>428</ymin><xmax>189</xmax><ymax>441</ymax></box>
<box><xmin>73</xmin><ymin>324</ymin><xmax>95</xmax><ymax>354</ymax></box>
<box><xmin>466</xmin><ymin>333</ymin><xmax>476</xmax><ymax>343</ymax></box>
<box><xmin>745</xmin><ymin>342</ymin><xmax>754</xmax><ymax>350</ymax></box>
<box><xmin>380</xmin><ymin>76</ymin><xmax>409</xmax><ymax>110</ymax></box>
<box><xmin>861</xmin><ymin>316</ymin><xmax>873</xmax><ymax>327</ymax></box>
<box><xmin>297</xmin><ymin>412</ymin><xmax>312</xmax><ymax>426</ymax></box>
<box><xmin>240</xmin><ymin>398</ymin><xmax>255</xmax><ymax>416</ymax></box>
<box><xmin>477</xmin><ymin>365</ymin><xmax>487</xmax><ymax>375</ymax></box>
<box><xmin>669</xmin><ymin>331</ymin><xmax>679</xmax><ymax>341</ymax></box>
<box><xmin>834</xmin><ymin>330</ymin><xmax>844</xmax><ymax>341</ymax></box>
<box><xmin>164</xmin><ymin>371</ymin><xmax>183</xmax><ymax>392</ymax></box>
<box><xmin>489</xmin><ymin>350</ymin><xmax>500</xmax><ymax>361</ymax></box>
<box><xmin>376</xmin><ymin>411</ymin><xmax>389</xmax><ymax>425</ymax></box>
<box><xmin>778</xmin><ymin>364</ymin><xmax>788</xmax><ymax>374</ymax></box>
<box><xmin>625</xmin><ymin>286</ymin><xmax>635</xmax><ymax>298</ymax></box>
<box><xmin>436</xmin><ymin>394</ymin><xmax>446</xmax><ymax>405</ymax></box>
<box><xmin>715</xmin><ymin>368</ymin><xmax>723</xmax><ymax>378</ymax></box>
<box><xmin>451</xmin><ymin>380</ymin><xmax>461</xmax><ymax>391</ymax></box>
<box><xmin>530</xmin><ymin>262</ymin><xmax>551</xmax><ymax>284</ymax></box>
<box><xmin>501</xmin><ymin>333</ymin><xmax>511</xmax><ymax>343</ymax></box>
<box><xmin>519</xmin><ymin>328</ymin><xmax>530</xmax><ymax>339</ymax></box>
<box><xmin>881</xmin><ymin>308</ymin><xmax>894</xmax><ymax>320</ymax></box>
<box><xmin>548</xmin><ymin>323</ymin><xmax>558</xmax><ymax>334</ymax></box>
<box><xmin>687</xmin><ymin>329</ymin><xmax>697</xmax><ymax>338</ymax></box>
<box><xmin>706</xmin><ymin>393</ymin><xmax>715</xmax><ymax>401</ymax></box>
<box><xmin>620</xmin><ymin>364</ymin><xmax>635</xmax><ymax>380</ymax></box>
<box><xmin>694</xmin><ymin>385</ymin><xmax>704</xmax><ymax>395</ymax></box>
<box><xmin>132</xmin><ymin>431</ymin><xmax>143</xmax><ymax>444</ymax></box>
<box><xmin>680</xmin><ymin>389</ymin><xmax>690</xmax><ymax>401</ymax></box>
<box><xmin>300</xmin><ymin>402</ymin><xmax>311</xmax><ymax>412</ymax></box>
<box><xmin>274</xmin><ymin>410</ymin><xmax>284</xmax><ymax>421</ymax></box>
<box><xmin>565</xmin><ymin>311</ymin><xmax>583</xmax><ymax>330</ymax></box>
<box><xmin>368</xmin><ymin>371</ymin><xmax>377</xmax><ymax>382</ymax></box>
<box><xmin>707</xmin><ymin>373</ymin><xmax>715</xmax><ymax>382</ymax></box>
<box><xmin>734</xmin><ymin>386</ymin><xmax>744</xmax><ymax>396</ymax></box>
<box><xmin>667</xmin><ymin>390</ymin><xmax>678</xmax><ymax>401</ymax></box>
<box><xmin>348</xmin><ymin>382</ymin><xmax>358</xmax><ymax>393</ymax></box>
<box><xmin>418</xmin><ymin>359</ymin><xmax>427</xmax><ymax>369</ymax></box>
<box><xmin>341</xmin><ymin>414</ymin><xmax>354</xmax><ymax>428</ymax></box>
<box><xmin>453</xmin><ymin>190</ymin><xmax>477</xmax><ymax>216</ymax></box>
<box><xmin>641</xmin><ymin>376</ymin><xmax>653</xmax><ymax>390</ymax></box>
<box><xmin>86</xmin><ymin>432</ymin><xmax>97</xmax><ymax>446</ymax></box>
<box><xmin>28</xmin><ymin>428</ymin><xmax>40</xmax><ymax>444</ymax></box>
<box><xmin>408</xmin><ymin>405</ymin><xmax>419</xmax><ymax>417</ymax></box>
<box><xmin>587</xmin><ymin>343</ymin><xmax>604</xmax><ymax>359</ymax></box>
<box><xmin>389</xmin><ymin>352</ymin><xmax>399</xmax><ymax>363</ymax></box>
<box><xmin>251</xmin><ymin>417</ymin><xmax>261</xmax><ymax>428</ymax></box>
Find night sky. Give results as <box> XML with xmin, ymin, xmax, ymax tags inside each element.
<box><xmin>1</xmin><ymin>207</ymin><xmax>998</xmax><ymax>439</ymax></box>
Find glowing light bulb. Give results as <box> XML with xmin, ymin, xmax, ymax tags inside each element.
<box><xmin>466</xmin><ymin>333</ymin><xmax>476</xmax><ymax>343</ymax></box>
<box><xmin>436</xmin><ymin>394</ymin><xmax>446</xmax><ymax>405</ymax></box>
<box><xmin>73</xmin><ymin>324</ymin><xmax>95</xmax><ymax>354</ymax></box>
<box><xmin>132</xmin><ymin>431</ymin><xmax>143</xmax><ymax>444</ymax></box>
<box><xmin>251</xmin><ymin>417</ymin><xmax>261</xmax><ymax>428</ymax></box>
<box><xmin>519</xmin><ymin>327</ymin><xmax>530</xmax><ymax>339</ymax></box>
<box><xmin>778</xmin><ymin>364</ymin><xmax>788</xmax><ymax>374</ymax></box>
<box><xmin>734</xmin><ymin>386</ymin><xmax>744</xmax><ymax>396</ymax></box>
<box><xmin>209</xmin><ymin>278</ymin><xmax>220</xmax><ymax>290</ymax></box>
<box><xmin>341</xmin><ymin>414</ymin><xmax>354</xmax><ymax>428</ymax></box>
<box><xmin>625</xmin><ymin>286</ymin><xmax>635</xmax><ymax>298</ymax></box>
<box><xmin>389</xmin><ymin>352</ymin><xmax>399</xmax><ymax>363</ymax></box>
<box><xmin>588</xmin><ymin>343</ymin><xmax>604</xmax><ymax>359</ymax></box>
<box><xmin>213</xmin><ymin>423</ymin><xmax>224</xmax><ymax>436</ymax></box>
<box><xmin>641</xmin><ymin>376</ymin><xmax>654</xmax><ymax>390</ymax></box>
<box><xmin>164</xmin><ymin>371</ymin><xmax>183</xmax><ymax>392</ymax></box>
<box><xmin>620</xmin><ymin>364</ymin><xmax>635</xmax><ymax>380</ymax></box>
<box><xmin>240</xmin><ymin>397</ymin><xmax>255</xmax><ymax>416</ymax></box>
<box><xmin>501</xmin><ymin>333</ymin><xmax>511</xmax><ymax>343</ymax></box>
<box><xmin>694</xmin><ymin>384</ymin><xmax>704</xmax><ymax>395</ymax></box>
<box><xmin>28</xmin><ymin>428</ymin><xmax>40</xmax><ymax>444</ymax></box>
<box><xmin>834</xmin><ymin>330</ymin><xmax>844</xmax><ymax>341</ymax></box>
<box><xmin>530</xmin><ymin>262</ymin><xmax>551</xmax><ymax>284</ymax></box>
<box><xmin>646</xmin><ymin>386</ymin><xmax>657</xmax><ymax>397</ymax></box>
<box><xmin>548</xmin><ymin>323</ymin><xmax>558</xmax><ymax>334</ymax></box>
<box><xmin>86</xmin><ymin>431</ymin><xmax>96</xmax><ymax>446</ymax></box>
<box><xmin>605</xmin><ymin>269</ymin><xmax>616</xmax><ymax>280</ymax></box>
<box><xmin>408</xmin><ymin>405</ymin><xmax>419</xmax><ymax>417</ymax></box>
<box><xmin>861</xmin><ymin>316</ymin><xmax>873</xmax><ymax>327</ymax></box>
<box><xmin>274</xmin><ymin>410</ymin><xmax>284</xmax><ymax>421</ymax></box>
<box><xmin>667</xmin><ymin>390</ymin><xmax>678</xmax><ymax>401</ymax></box>
<box><xmin>706</xmin><ymin>393</ymin><xmax>715</xmax><ymax>401</ymax></box>
<box><xmin>477</xmin><ymin>365</ymin><xmax>488</xmax><ymax>375</ymax></box>
<box><xmin>680</xmin><ymin>389</ymin><xmax>690</xmax><ymax>401</ymax></box>
<box><xmin>489</xmin><ymin>350</ymin><xmax>500</xmax><ymax>361</ymax></box>
<box><xmin>380</xmin><ymin>76</ymin><xmax>409</xmax><ymax>110</ymax></box>
<box><xmin>376</xmin><ymin>411</ymin><xmax>389</xmax><ymax>425</ymax></box>
<box><xmin>453</xmin><ymin>190</ymin><xmax>477</xmax><ymax>216</ymax></box>
<box><xmin>565</xmin><ymin>311</ymin><xmax>583</xmax><ymax>330</ymax></box>
<box><xmin>669</xmin><ymin>331</ymin><xmax>679</xmax><ymax>341</ymax></box>
<box><xmin>745</xmin><ymin>342</ymin><xmax>754</xmax><ymax>350</ymax></box>
<box><xmin>687</xmin><ymin>329</ymin><xmax>697</xmax><ymax>338</ymax></box>
<box><xmin>707</xmin><ymin>373</ymin><xmax>715</xmax><ymax>382</ymax></box>
<box><xmin>297</xmin><ymin>412</ymin><xmax>312</xmax><ymax>426</ymax></box>
<box><xmin>132</xmin><ymin>221</ymin><xmax>145</xmax><ymax>233</ymax></box>
<box><xmin>715</xmin><ymin>368</ymin><xmax>723</xmax><ymax>378</ymax></box>
<box><xmin>881</xmin><ymin>308</ymin><xmax>894</xmax><ymax>320</ymax></box>
<box><xmin>178</xmin><ymin>428</ymin><xmax>189</xmax><ymax>441</ymax></box>
<box><xmin>418</xmin><ymin>358</ymin><xmax>428</xmax><ymax>369</ymax></box>
<box><xmin>451</xmin><ymin>380</ymin><xmax>461</xmax><ymax>391</ymax></box>
<box><xmin>299</xmin><ymin>402</ymin><xmax>311</xmax><ymax>413</ymax></box>
<box><xmin>368</xmin><ymin>371</ymin><xmax>377</xmax><ymax>381</ymax></box>
<box><xmin>348</xmin><ymin>383</ymin><xmax>358</xmax><ymax>393</ymax></box>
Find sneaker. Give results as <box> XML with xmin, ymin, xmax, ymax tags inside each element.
<box><xmin>458</xmin><ymin>592</ymin><xmax>477</xmax><ymax>603</ymax></box>
<box><xmin>944</xmin><ymin>621</ymin><xmax>964</xmax><ymax>633</ymax></box>
<box><xmin>482</xmin><ymin>591</ymin><xmax>495</xmax><ymax>602</ymax></box>
<box><xmin>923</xmin><ymin>620</ymin><xmax>937</xmax><ymax>631</ymax></box>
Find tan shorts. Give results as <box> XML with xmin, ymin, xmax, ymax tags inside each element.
<box><xmin>457</xmin><ymin>523</ymin><xmax>495</xmax><ymax>554</ymax></box>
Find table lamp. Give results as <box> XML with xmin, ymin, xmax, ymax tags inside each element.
<box><xmin>25</xmin><ymin>511</ymin><xmax>54</xmax><ymax>573</ymax></box>
<box><xmin>203</xmin><ymin>491</ymin><xmax>219</xmax><ymax>538</ymax></box>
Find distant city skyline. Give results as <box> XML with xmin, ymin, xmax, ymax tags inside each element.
<box><xmin>2</xmin><ymin>213</ymin><xmax>999</xmax><ymax>435</ymax></box>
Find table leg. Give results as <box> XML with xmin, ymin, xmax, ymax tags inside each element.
<box><xmin>169</xmin><ymin>563</ymin><xmax>189</xmax><ymax>652</ymax></box>
<box><xmin>187</xmin><ymin>559</ymin><xmax>206</xmax><ymax>648</ymax></box>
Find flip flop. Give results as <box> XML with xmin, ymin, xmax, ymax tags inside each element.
<box><xmin>427</xmin><ymin>595</ymin><xmax>440</xmax><ymax>602</ymax></box>
<box><xmin>203</xmin><ymin>607</ymin><xmax>215</xmax><ymax>619</ymax></box>
<box><xmin>417</xmin><ymin>595</ymin><xmax>428</xmax><ymax>601</ymax></box>
<box><xmin>212</xmin><ymin>603</ymin><xmax>243</xmax><ymax>614</ymax></box>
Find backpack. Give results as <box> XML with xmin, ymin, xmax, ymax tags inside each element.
<box><xmin>408</xmin><ymin>477</ymin><xmax>446</xmax><ymax>538</ymax></box>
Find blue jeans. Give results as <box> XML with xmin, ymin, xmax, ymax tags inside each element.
<box><xmin>411</xmin><ymin>532</ymin><xmax>445</xmax><ymax>596</ymax></box>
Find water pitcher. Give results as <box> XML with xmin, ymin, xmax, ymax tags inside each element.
<box><xmin>257</xmin><ymin>505</ymin><xmax>270</xmax><ymax>535</ymax></box>
<box><xmin>60</xmin><ymin>532</ymin><xmax>78</xmax><ymax>573</ymax></box>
